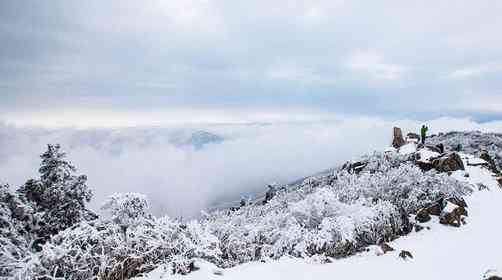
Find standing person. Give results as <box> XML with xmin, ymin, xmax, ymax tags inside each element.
<box><xmin>420</xmin><ymin>124</ymin><xmax>428</xmax><ymax>145</ymax></box>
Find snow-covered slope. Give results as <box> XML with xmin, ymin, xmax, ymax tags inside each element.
<box><xmin>135</xmin><ymin>149</ymin><xmax>502</xmax><ymax>280</ymax></box>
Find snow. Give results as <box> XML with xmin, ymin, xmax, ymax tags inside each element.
<box><xmin>467</xmin><ymin>157</ymin><xmax>488</xmax><ymax>165</ymax></box>
<box><xmin>398</xmin><ymin>143</ymin><xmax>416</xmax><ymax>155</ymax></box>
<box><xmin>136</xmin><ymin>155</ymin><xmax>502</xmax><ymax>280</ymax></box>
<box><xmin>417</xmin><ymin>149</ymin><xmax>440</xmax><ymax>162</ymax></box>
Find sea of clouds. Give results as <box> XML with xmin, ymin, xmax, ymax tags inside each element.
<box><xmin>1</xmin><ymin>116</ymin><xmax>501</xmax><ymax>218</ymax></box>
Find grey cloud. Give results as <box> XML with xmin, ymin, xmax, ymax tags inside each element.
<box><xmin>1</xmin><ymin>0</ymin><xmax>502</xmax><ymax>124</ymax></box>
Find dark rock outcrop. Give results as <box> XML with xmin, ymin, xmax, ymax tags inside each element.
<box><xmin>426</xmin><ymin>201</ymin><xmax>444</xmax><ymax>216</ymax></box>
<box><xmin>392</xmin><ymin>127</ymin><xmax>406</xmax><ymax>148</ymax></box>
<box><xmin>439</xmin><ymin>206</ymin><xmax>468</xmax><ymax>227</ymax></box>
<box><xmin>446</xmin><ymin>197</ymin><xmax>467</xmax><ymax>208</ymax></box>
<box><xmin>416</xmin><ymin>160</ymin><xmax>434</xmax><ymax>172</ymax></box>
<box><xmin>432</xmin><ymin>153</ymin><xmax>465</xmax><ymax>172</ymax></box>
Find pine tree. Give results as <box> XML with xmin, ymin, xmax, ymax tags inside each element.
<box><xmin>17</xmin><ymin>144</ymin><xmax>95</xmax><ymax>244</ymax></box>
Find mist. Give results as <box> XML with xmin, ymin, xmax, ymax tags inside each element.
<box><xmin>1</xmin><ymin>116</ymin><xmax>501</xmax><ymax>218</ymax></box>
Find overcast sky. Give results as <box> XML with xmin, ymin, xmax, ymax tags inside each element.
<box><xmin>1</xmin><ymin>0</ymin><xmax>502</xmax><ymax>127</ymax></box>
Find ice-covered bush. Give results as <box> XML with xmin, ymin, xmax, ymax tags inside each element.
<box><xmin>15</xmin><ymin>215</ymin><xmax>220</xmax><ymax>280</ymax></box>
<box><xmin>102</xmin><ymin>193</ymin><xmax>150</xmax><ymax>243</ymax></box>
<box><xmin>333</xmin><ymin>164</ymin><xmax>473</xmax><ymax>214</ymax></box>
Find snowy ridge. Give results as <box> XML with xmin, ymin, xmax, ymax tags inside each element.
<box><xmin>135</xmin><ymin>146</ymin><xmax>502</xmax><ymax>280</ymax></box>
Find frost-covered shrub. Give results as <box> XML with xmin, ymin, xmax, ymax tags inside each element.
<box><xmin>102</xmin><ymin>193</ymin><xmax>150</xmax><ymax>243</ymax></box>
<box><xmin>207</xmin><ymin>186</ymin><xmax>404</xmax><ymax>268</ymax></box>
<box><xmin>206</xmin><ymin>151</ymin><xmax>472</xmax><ymax>268</ymax></box>
<box><xmin>16</xmin><ymin>216</ymin><xmax>220</xmax><ymax>280</ymax></box>
<box><xmin>334</xmin><ymin>164</ymin><xmax>472</xmax><ymax>214</ymax></box>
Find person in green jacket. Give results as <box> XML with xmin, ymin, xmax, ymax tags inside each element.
<box><xmin>420</xmin><ymin>124</ymin><xmax>428</xmax><ymax>144</ymax></box>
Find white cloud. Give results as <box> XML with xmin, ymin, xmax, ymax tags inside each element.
<box><xmin>345</xmin><ymin>50</ymin><xmax>406</xmax><ymax>81</ymax></box>
<box><xmin>447</xmin><ymin>63</ymin><xmax>502</xmax><ymax>79</ymax></box>
<box><xmin>2</xmin><ymin>117</ymin><xmax>502</xmax><ymax>218</ymax></box>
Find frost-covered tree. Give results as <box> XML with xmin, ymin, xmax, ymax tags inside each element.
<box><xmin>17</xmin><ymin>144</ymin><xmax>95</xmax><ymax>243</ymax></box>
<box><xmin>102</xmin><ymin>192</ymin><xmax>149</xmax><ymax>241</ymax></box>
<box><xmin>0</xmin><ymin>184</ymin><xmax>32</xmax><ymax>277</ymax></box>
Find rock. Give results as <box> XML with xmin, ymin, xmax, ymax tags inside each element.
<box><xmin>436</xmin><ymin>143</ymin><xmax>445</xmax><ymax>153</ymax></box>
<box><xmin>497</xmin><ymin>177</ymin><xmax>502</xmax><ymax>189</ymax></box>
<box><xmin>415</xmin><ymin>208</ymin><xmax>431</xmax><ymax>223</ymax></box>
<box><xmin>416</xmin><ymin>161</ymin><xmax>434</xmax><ymax>172</ymax></box>
<box><xmin>432</xmin><ymin>152</ymin><xmax>465</xmax><ymax>172</ymax></box>
<box><xmin>426</xmin><ymin>201</ymin><xmax>444</xmax><ymax>216</ymax></box>
<box><xmin>399</xmin><ymin>208</ymin><xmax>413</xmax><ymax>235</ymax></box>
<box><xmin>446</xmin><ymin>197</ymin><xmax>467</xmax><ymax>208</ymax></box>
<box><xmin>342</xmin><ymin>161</ymin><xmax>368</xmax><ymax>174</ymax></box>
<box><xmin>414</xmin><ymin>224</ymin><xmax>424</xmax><ymax>232</ymax></box>
<box><xmin>425</xmin><ymin>145</ymin><xmax>442</xmax><ymax>154</ymax></box>
<box><xmin>399</xmin><ymin>250</ymin><xmax>413</xmax><ymax>260</ymax></box>
<box><xmin>213</xmin><ymin>269</ymin><xmax>224</xmax><ymax>276</ymax></box>
<box><xmin>392</xmin><ymin>127</ymin><xmax>406</xmax><ymax>148</ymax></box>
<box><xmin>483</xmin><ymin>269</ymin><xmax>502</xmax><ymax>280</ymax></box>
<box><xmin>477</xmin><ymin>183</ymin><xmax>490</xmax><ymax>191</ymax></box>
<box><xmin>480</xmin><ymin>151</ymin><xmax>499</xmax><ymax>173</ymax></box>
<box><xmin>379</xmin><ymin>242</ymin><xmax>395</xmax><ymax>254</ymax></box>
<box><xmin>440</xmin><ymin>206</ymin><xmax>468</xmax><ymax>227</ymax></box>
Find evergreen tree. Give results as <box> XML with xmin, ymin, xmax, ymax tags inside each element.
<box><xmin>17</xmin><ymin>144</ymin><xmax>95</xmax><ymax>243</ymax></box>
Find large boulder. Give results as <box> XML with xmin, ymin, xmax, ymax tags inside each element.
<box><xmin>497</xmin><ymin>177</ymin><xmax>502</xmax><ymax>189</ymax></box>
<box><xmin>432</xmin><ymin>152</ymin><xmax>465</xmax><ymax>172</ymax></box>
<box><xmin>392</xmin><ymin>127</ymin><xmax>406</xmax><ymax>148</ymax></box>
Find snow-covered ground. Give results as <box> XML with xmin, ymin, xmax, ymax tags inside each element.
<box><xmin>135</xmin><ymin>152</ymin><xmax>502</xmax><ymax>280</ymax></box>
